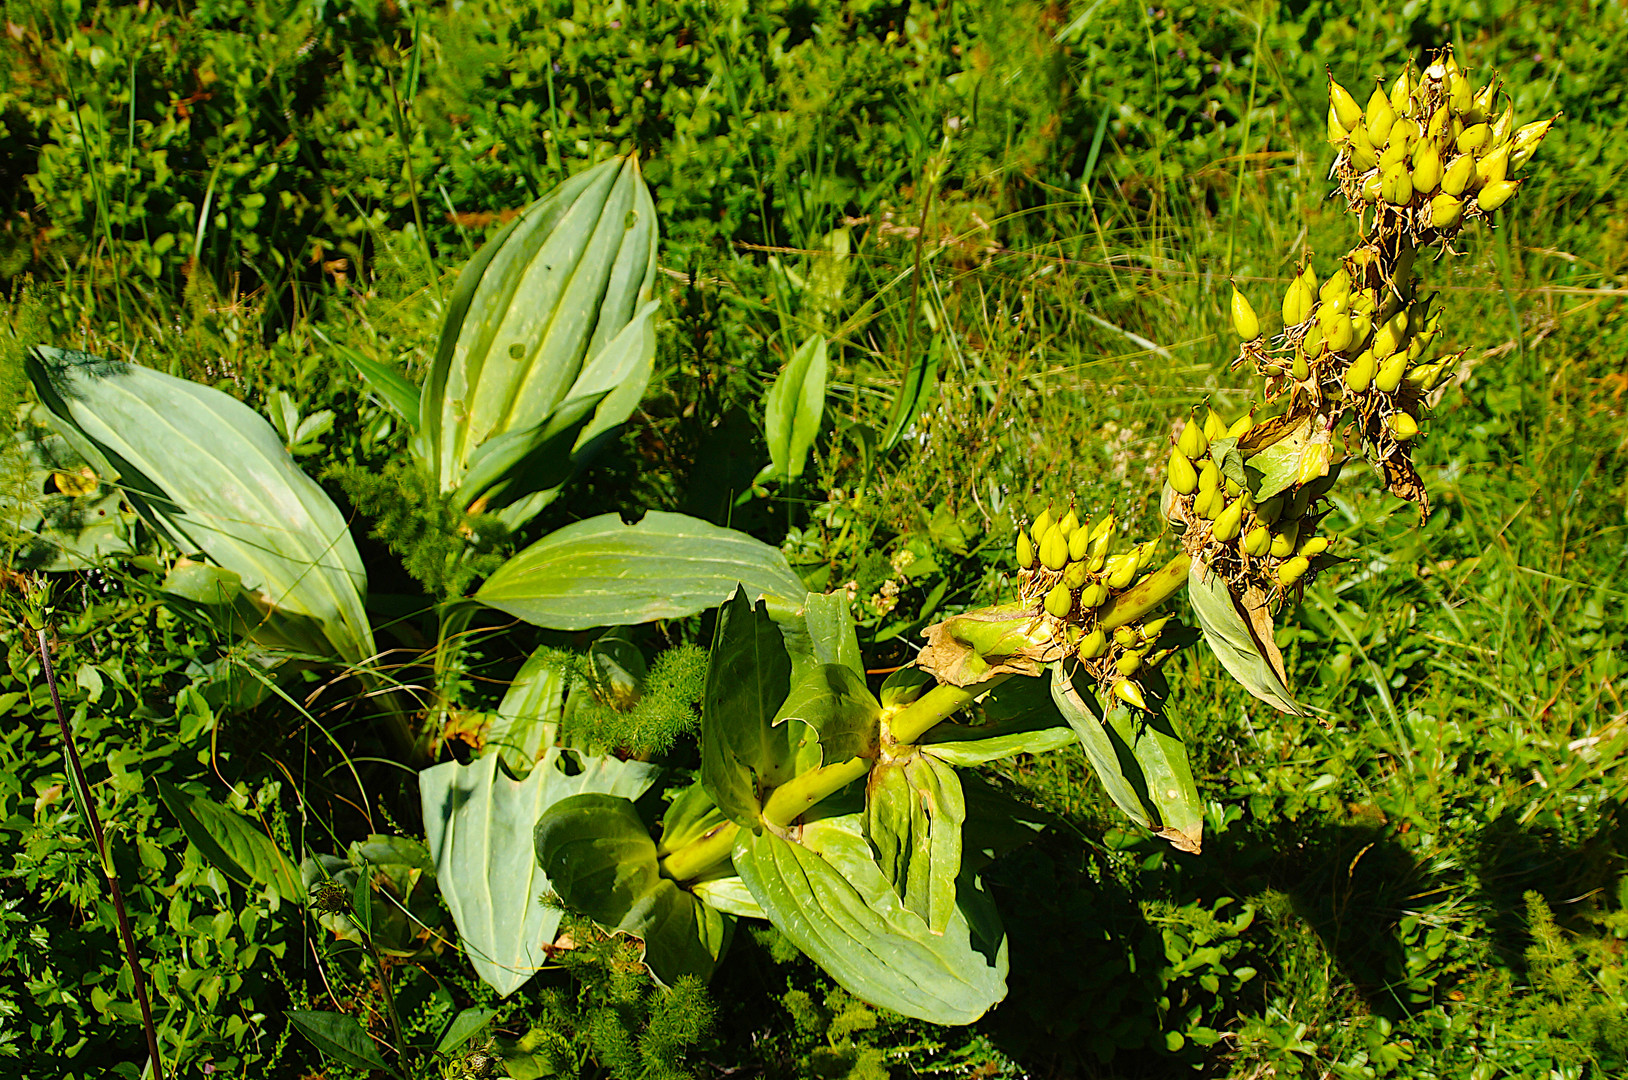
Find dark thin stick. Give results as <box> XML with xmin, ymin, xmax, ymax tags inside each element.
<box><xmin>37</xmin><ymin>627</ymin><xmax>163</xmax><ymax>1077</ymax></box>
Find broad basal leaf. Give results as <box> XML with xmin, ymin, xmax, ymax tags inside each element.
<box><xmin>419</xmin><ymin>748</ymin><xmax>659</xmax><ymax>996</ymax></box>
<box><xmin>701</xmin><ymin>589</ymin><xmax>800</xmax><ymax>828</ymax></box>
<box><xmin>476</xmin><ymin>510</ymin><xmax>803</xmax><ymax>630</ymax></box>
<box><xmin>421</xmin><ymin>157</ymin><xmax>659</xmax><ymax>525</ymax></box>
<box><xmin>733</xmin><ymin>808</ymin><xmax>1006</xmax><ymax>1025</ymax></box>
<box><xmin>27</xmin><ymin>347</ymin><xmax>373</xmax><ymax>665</ymax></box>
<box><xmin>485</xmin><ymin>644</ymin><xmax>568</xmax><ymax>770</ymax></box>
<box><xmin>534</xmin><ymin>793</ymin><xmax>731</xmax><ymax>985</ymax></box>
<box><xmin>1187</xmin><ymin>559</ymin><xmax>1305</xmax><ymax>715</ymax></box>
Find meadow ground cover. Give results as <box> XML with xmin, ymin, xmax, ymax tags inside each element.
<box><xmin>1</xmin><ymin>0</ymin><xmax>1625</xmax><ymax>1077</ymax></box>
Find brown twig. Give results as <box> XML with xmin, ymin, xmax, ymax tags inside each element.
<box><xmin>37</xmin><ymin>626</ymin><xmax>163</xmax><ymax>1077</ymax></box>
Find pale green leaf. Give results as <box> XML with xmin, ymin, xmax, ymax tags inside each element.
<box><xmin>919</xmin><ymin>674</ymin><xmax>1074</xmax><ymax>766</ymax></box>
<box><xmin>1187</xmin><ymin>560</ymin><xmax>1304</xmax><ymax>715</ymax></box>
<box><xmin>476</xmin><ymin>511</ymin><xmax>803</xmax><ymax>630</ymax></box>
<box><xmin>418</xmin><ymin>748</ymin><xmax>659</xmax><ymax>996</ymax></box>
<box><xmin>733</xmin><ymin>809</ymin><xmax>1006</xmax><ymax>1025</ymax></box>
<box><xmin>486</xmin><ymin>645</ymin><xmax>568</xmax><ymax>770</ymax></box>
<box><xmin>1049</xmin><ymin>664</ymin><xmax>1203</xmax><ymax>852</ymax></box>
<box><xmin>27</xmin><ymin>347</ymin><xmax>373</xmax><ymax>665</ymax></box>
<box><xmin>422</xmin><ymin>157</ymin><xmax>658</xmax><ymax>520</ymax></box>
<box><xmin>864</xmin><ymin>754</ymin><xmax>964</xmax><ymax>934</ymax></box>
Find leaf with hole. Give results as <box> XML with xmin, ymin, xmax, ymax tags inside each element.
<box><xmin>419</xmin><ymin>748</ymin><xmax>659</xmax><ymax>996</ymax></box>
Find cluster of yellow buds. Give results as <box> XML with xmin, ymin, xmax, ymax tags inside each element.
<box><xmin>1222</xmin><ymin>47</ymin><xmax>1557</xmax><ymax>523</ymax></box>
<box><xmin>1164</xmin><ymin>408</ymin><xmax>1337</xmax><ymax>599</ymax></box>
<box><xmin>1326</xmin><ymin>50</ymin><xmax>1556</xmax><ymax>241</ymax></box>
<box><xmin>1012</xmin><ymin>507</ymin><xmax>1169</xmax><ymax>708</ymax></box>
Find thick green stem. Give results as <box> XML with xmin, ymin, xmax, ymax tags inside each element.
<box><xmin>760</xmin><ymin>673</ymin><xmax>1013</xmax><ymax>828</ymax></box>
<box><xmin>1099</xmin><ymin>552</ymin><xmax>1191</xmax><ymax>630</ymax></box>
<box><xmin>761</xmin><ymin>756</ymin><xmax>872</xmax><ymax>828</ymax></box>
<box><xmin>887</xmin><ymin>676</ymin><xmax>1014</xmax><ymax>745</ymax></box>
<box><xmin>658</xmin><ymin>822</ymin><xmax>740</xmax><ymax>882</ymax></box>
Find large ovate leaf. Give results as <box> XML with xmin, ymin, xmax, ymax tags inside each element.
<box><xmin>919</xmin><ymin>673</ymin><xmax>1074</xmax><ymax>766</ymax></box>
<box><xmin>156</xmin><ymin>779</ymin><xmax>302</xmax><ymax>900</ymax></box>
<box><xmin>26</xmin><ymin>347</ymin><xmax>373</xmax><ymax>665</ymax></box>
<box><xmin>1187</xmin><ymin>559</ymin><xmax>1304</xmax><ymax>715</ymax></box>
<box><xmin>775</xmin><ymin>663</ymin><xmax>879</xmax><ymax>767</ymax></box>
<box><xmin>418</xmin><ymin>748</ymin><xmax>659</xmax><ymax>996</ymax></box>
<box><xmin>476</xmin><ymin>510</ymin><xmax>803</xmax><ymax>630</ymax></box>
<box><xmin>864</xmin><ymin>754</ymin><xmax>964</xmax><ymax>934</ymax></box>
<box><xmin>533</xmin><ymin>793</ymin><xmax>731</xmax><ymax>985</ymax></box>
<box><xmin>701</xmin><ymin>589</ymin><xmax>800</xmax><ymax>828</ymax></box>
<box><xmin>733</xmin><ymin>809</ymin><xmax>1006</xmax><ymax>1025</ymax></box>
<box><xmin>421</xmin><ymin>157</ymin><xmax>658</xmax><ymax>524</ymax></box>
<box><xmin>1049</xmin><ymin>664</ymin><xmax>1202</xmax><ymax>853</ymax></box>
<box><xmin>451</xmin><ymin>302</ymin><xmax>659</xmax><ymax>526</ymax></box>
<box><xmin>762</xmin><ymin>333</ymin><xmax>827</xmax><ymax>483</ymax></box>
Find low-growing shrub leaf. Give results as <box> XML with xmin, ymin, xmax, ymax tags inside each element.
<box><xmin>476</xmin><ymin>511</ymin><xmax>803</xmax><ymax>629</ymax></box>
<box><xmin>436</xmin><ymin>1007</ymin><xmax>499</xmax><ymax>1056</ymax></box>
<box><xmin>155</xmin><ymin>779</ymin><xmax>301</xmax><ymax>900</ymax></box>
<box><xmin>286</xmin><ymin>1010</ymin><xmax>394</xmax><ymax>1074</ymax></box>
